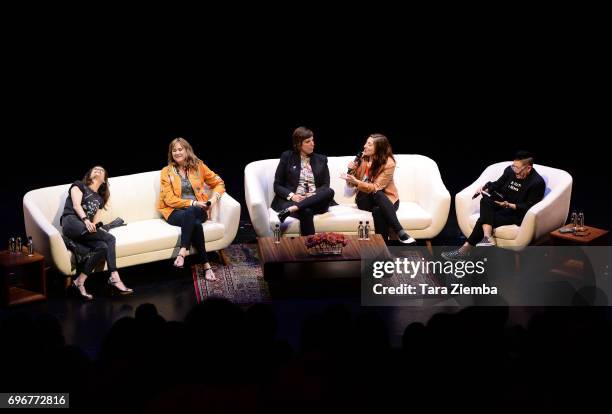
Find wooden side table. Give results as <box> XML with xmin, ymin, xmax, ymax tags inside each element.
<box><xmin>547</xmin><ymin>225</ymin><xmax>609</xmax><ymax>279</ymax></box>
<box><xmin>1</xmin><ymin>249</ymin><xmax>47</xmax><ymax>306</ymax></box>
<box><xmin>550</xmin><ymin>225</ymin><xmax>609</xmax><ymax>245</ymax></box>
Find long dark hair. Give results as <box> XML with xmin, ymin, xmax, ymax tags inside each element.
<box><xmin>82</xmin><ymin>166</ymin><xmax>110</xmax><ymax>209</ymax></box>
<box><xmin>367</xmin><ymin>133</ymin><xmax>395</xmax><ymax>179</ymax></box>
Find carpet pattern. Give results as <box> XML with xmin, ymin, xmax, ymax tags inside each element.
<box><xmin>192</xmin><ymin>244</ymin><xmax>270</xmax><ymax>304</ymax></box>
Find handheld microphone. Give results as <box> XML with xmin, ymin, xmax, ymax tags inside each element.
<box><xmin>472</xmin><ymin>185</ymin><xmax>488</xmax><ymax>199</ymax></box>
<box><xmin>347</xmin><ymin>152</ymin><xmax>363</xmax><ymax>174</ymax></box>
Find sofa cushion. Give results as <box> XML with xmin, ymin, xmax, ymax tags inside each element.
<box><xmin>107</xmin><ymin>219</ymin><xmax>225</xmax><ymax>257</ymax></box>
<box><xmin>468</xmin><ymin>214</ymin><xmax>520</xmax><ymax>240</ymax></box>
<box><xmin>270</xmin><ymin>202</ymin><xmax>432</xmax><ymax>234</ymax></box>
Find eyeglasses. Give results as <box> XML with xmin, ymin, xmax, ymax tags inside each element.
<box><xmin>511</xmin><ymin>164</ymin><xmax>529</xmax><ymax>174</ymax></box>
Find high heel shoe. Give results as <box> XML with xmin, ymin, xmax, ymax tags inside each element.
<box><xmin>173</xmin><ymin>253</ymin><xmax>186</xmax><ymax>268</ymax></box>
<box><xmin>204</xmin><ymin>267</ymin><xmax>217</xmax><ymax>281</ymax></box>
<box><xmin>71</xmin><ymin>280</ymin><xmax>93</xmax><ymax>300</ymax></box>
<box><xmin>277</xmin><ymin>208</ymin><xmax>291</xmax><ymax>223</ymax></box>
<box><xmin>107</xmin><ymin>276</ymin><xmax>134</xmax><ymax>295</ymax></box>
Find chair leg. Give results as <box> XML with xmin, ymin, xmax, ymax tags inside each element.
<box><xmin>425</xmin><ymin>240</ymin><xmax>433</xmax><ymax>256</ymax></box>
<box><xmin>64</xmin><ymin>276</ymin><xmax>72</xmax><ymax>290</ymax></box>
<box><xmin>514</xmin><ymin>252</ymin><xmax>521</xmax><ymax>272</ymax></box>
<box><xmin>218</xmin><ymin>249</ymin><xmax>230</xmax><ymax>266</ymax></box>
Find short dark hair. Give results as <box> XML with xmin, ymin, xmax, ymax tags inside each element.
<box><xmin>292</xmin><ymin>126</ymin><xmax>314</xmax><ymax>152</ymax></box>
<box><xmin>514</xmin><ymin>150</ymin><xmax>534</xmax><ymax>166</ymax></box>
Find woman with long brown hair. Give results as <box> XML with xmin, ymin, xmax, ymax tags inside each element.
<box><xmin>61</xmin><ymin>165</ymin><xmax>133</xmax><ymax>299</ymax></box>
<box><xmin>157</xmin><ymin>137</ymin><xmax>225</xmax><ymax>280</ymax></box>
<box><xmin>343</xmin><ymin>134</ymin><xmax>416</xmax><ymax>244</ymax></box>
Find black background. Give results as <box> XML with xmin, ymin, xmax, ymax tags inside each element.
<box><xmin>3</xmin><ymin>20</ymin><xmax>609</xmax><ymax>240</ymax></box>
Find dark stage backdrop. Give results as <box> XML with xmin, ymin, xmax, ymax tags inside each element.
<box><xmin>3</xmin><ymin>68</ymin><xmax>609</xmax><ymax>240</ymax></box>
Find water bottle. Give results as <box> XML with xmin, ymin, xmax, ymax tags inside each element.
<box><xmin>578</xmin><ymin>211</ymin><xmax>585</xmax><ymax>232</ymax></box>
<box><xmin>364</xmin><ymin>221</ymin><xmax>371</xmax><ymax>240</ymax></box>
<box><xmin>27</xmin><ymin>236</ymin><xmax>34</xmax><ymax>256</ymax></box>
<box><xmin>357</xmin><ymin>221</ymin><xmax>364</xmax><ymax>240</ymax></box>
<box><xmin>571</xmin><ymin>210</ymin><xmax>578</xmax><ymax>230</ymax></box>
<box><xmin>273</xmin><ymin>224</ymin><xmax>281</xmax><ymax>244</ymax></box>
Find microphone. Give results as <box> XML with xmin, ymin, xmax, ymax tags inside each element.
<box><xmin>347</xmin><ymin>152</ymin><xmax>363</xmax><ymax>174</ymax></box>
<box><xmin>472</xmin><ymin>185</ymin><xmax>488</xmax><ymax>199</ymax></box>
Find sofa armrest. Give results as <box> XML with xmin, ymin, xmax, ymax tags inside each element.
<box><xmin>513</xmin><ymin>180</ymin><xmax>572</xmax><ymax>245</ymax></box>
<box><xmin>419</xmin><ymin>181</ymin><xmax>451</xmax><ymax>238</ymax></box>
<box><xmin>23</xmin><ymin>194</ymin><xmax>72</xmax><ymax>275</ymax></box>
<box><xmin>244</xmin><ymin>167</ymin><xmax>272</xmax><ymax>237</ymax></box>
<box><xmin>214</xmin><ymin>192</ymin><xmax>241</xmax><ymax>248</ymax></box>
<box><xmin>455</xmin><ymin>178</ymin><xmax>494</xmax><ymax>238</ymax></box>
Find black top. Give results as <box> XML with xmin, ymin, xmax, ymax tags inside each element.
<box><xmin>271</xmin><ymin>151</ymin><xmax>337</xmax><ymax>211</ymax></box>
<box><xmin>61</xmin><ymin>181</ymin><xmax>104</xmax><ymax>224</ymax></box>
<box><xmin>486</xmin><ymin>166</ymin><xmax>546</xmax><ymax>217</ymax></box>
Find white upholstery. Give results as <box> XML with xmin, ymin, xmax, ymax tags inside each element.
<box><xmin>455</xmin><ymin>162</ymin><xmax>573</xmax><ymax>250</ymax></box>
<box><xmin>245</xmin><ymin>154</ymin><xmax>451</xmax><ymax>239</ymax></box>
<box><xmin>23</xmin><ymin>170</ymin><xmax>241</xmax><ymax>275</ymax></box>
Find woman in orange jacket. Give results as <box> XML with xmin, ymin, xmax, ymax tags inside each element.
<box><xmin>342</xmin><ymin>133</ymin><xmax>416</xmax><ymax>244</ymax></box>
<box><xmin>157</xmin><ymin>137</ymin><xmax>225</xmax><ymax>280</ymax></box>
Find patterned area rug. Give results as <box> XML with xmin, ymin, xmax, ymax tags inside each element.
<box><xmin>192</xmin><ymin>244</ymin><xmax>270</xmax><ymax>304</ymax></box>
<box><xmin>192</xmin><ymin>244</ymin><xmax>443</xmax><ymax>304</ymax></box>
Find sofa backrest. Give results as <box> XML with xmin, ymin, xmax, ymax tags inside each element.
<box><xmin>24</xmin><ymin>170</ymin><xmax>164</xmax><ymax>232</ymax></box>
<box><xmin>245</xmin><ymin>154</ymin><xmax>445</xmax><ymax>207</ymax></box>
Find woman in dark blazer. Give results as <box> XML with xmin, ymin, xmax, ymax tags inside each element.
<box><xmin>271</xmin><ymin>126</ymin><xmax>336</xmax><ymax>236</ymax></box>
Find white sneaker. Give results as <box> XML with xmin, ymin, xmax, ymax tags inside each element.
<box><xmin>476</xmin><ymin>236</ymin><xmax>496</xmax><ymax>247</ymax></box>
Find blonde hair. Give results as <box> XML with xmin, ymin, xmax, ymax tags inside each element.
<box><xmin>168</xmin><ymin>137</ymin><xmax>201</xmax><ymax>172</ymax></box>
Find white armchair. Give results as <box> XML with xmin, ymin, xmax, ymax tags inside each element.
<box><xmin>245</xmin><ymin>154</ymin><xmax>451</xmax><ymax>241</ymax></box>
<box><xmin>23</xmin><ymin>170</ymin><xmax>241</xmax><ymax>275</ymax></box>
<box><xmin>455</xmin><ymin>162</ymin><xmax>573</xmax><ymax>250</ymax></box>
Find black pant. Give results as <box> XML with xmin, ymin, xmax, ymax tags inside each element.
<box><xmin>467</xmin><ymin>197</ymin><xmax>522</xmax><ymax>246</ymax></box>
<box><xmin>167</xmin><ymin>206</ymin><xmax>208</xmax><ymax>263</ymax></box>
<box><xmin>356</xmin><ymin>191</ymin><xmax>403</xmax><ymax>241</ymax></box>
<box><xmin>62</xmin><ymin>215</ymin><xmax>118</xmax><ymax>276</ymax></box>
<box><xmin>274</xmin><ymin>188</ymin><xmax>335</xmax><ymax>236</ymax></box>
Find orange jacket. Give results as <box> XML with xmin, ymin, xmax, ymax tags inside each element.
<box><xmin>157</xmin><ymin>161</ymin><xmax>226</xmax><ymax>220</ymax></box>
<box><xmin>353</xmin><ymin>157</ymin><xmax>399</xmax><ymax>205</ymax></box>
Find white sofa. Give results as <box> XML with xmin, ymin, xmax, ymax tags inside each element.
<box><xmin>455</xmin><ymin>162</ymin><xmax>572</xmax><ymax>250</ymax></box>
<box><xmin>245</xmin><ymin>154</ymin><xmax>451</xmax><ymax>241</ymax></box>
<box><xmin>23</xmin><ymin>170</ymin><xmax>241</xmax><ymax>275</ymax></box>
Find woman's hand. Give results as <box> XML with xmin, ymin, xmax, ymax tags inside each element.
<box><xmin>344</xmin><ymin>174</ymin><xmax>359</xmax><ymax>186</ymax></box>
<box><xmin>494</xmin><ymin>201</ymin><xmax>514</xmax><ymax>209</ymax></box>
<box><xmin>291</xmin><ymin>194</ymin><xmax>306</xmax><ymax>203</ymax></box>
<box><xmin>84</xmin><ymin>219</ymin><xmax>97</xmax><ymax>233</ymax></box>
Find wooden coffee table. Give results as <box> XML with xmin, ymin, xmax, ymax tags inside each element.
<box><xmin>257</xmin><ymin>234</ymin><xmax>390</xmax><ymax>297</ymax></box>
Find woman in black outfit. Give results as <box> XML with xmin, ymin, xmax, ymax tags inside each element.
<box><xmin>271</xmin><ymin>126</ymin><xmax>336</xmax><ymax>236</ymax></box>
<box><xmin>61</xmin><ymin>166</ymin><xmax>133</xmax><ymax>299</ymax></box>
